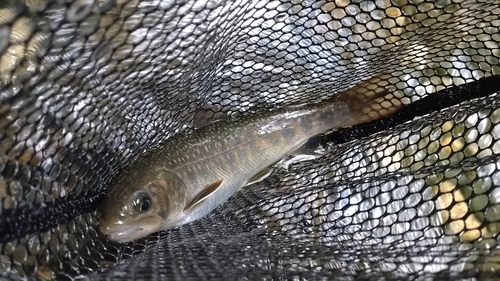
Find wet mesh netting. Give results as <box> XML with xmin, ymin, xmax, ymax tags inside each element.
<box><xmin>1</xmin><ymin>0</ymin><xmax>500</xmax><ymax>280</ymax></box>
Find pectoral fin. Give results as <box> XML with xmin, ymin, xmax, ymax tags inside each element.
<box><xmin>184</xmin><ymin>179</ymin><xmax>223</xmax><ymax>211</ymax></box>
<box><xmin>244</xmin><ymin>167</ymin><xmax>274</xmax><ymax>187</ymax></box>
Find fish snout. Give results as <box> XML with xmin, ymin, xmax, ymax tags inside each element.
<box><xmin>99</xmin><ymin>221</ymin><xmax>141</xmax><ymax>243</ymax></box>
<box><xmin>97</xmin><ymin>214</ymin><xmax>163</xmax><ymax>243</ymax></box>
<box><xmin>97</xmin><ymin>211</ymin><xmax>130</xmax><ymax>242</ymax></box>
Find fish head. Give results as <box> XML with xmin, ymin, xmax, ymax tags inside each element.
<box><xmin>98</xmin><ymin>168</ymin><xmax>186</xmax><ymax>243</ymax></box>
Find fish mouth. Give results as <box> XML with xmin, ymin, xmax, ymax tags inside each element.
<box><xmin>103</xmin><ymin>226</ymin><xmax>146</xmax><ymax>243</ymax></box>
<box><xmin>99</xmin><ymin>216</ymin><xmax>163</xmax><ymax>243</ymax></box>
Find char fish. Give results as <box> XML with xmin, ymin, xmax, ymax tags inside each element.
<box><xmin>98</xmin><ymin>75</ymin><xmax>403</xmax><ymax>243</ymax></box>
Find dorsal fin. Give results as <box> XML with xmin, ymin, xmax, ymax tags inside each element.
<box><xmin>184</xmin><ymin>179</ymin><xmax>223</xmax><ymax>211</ymax></box>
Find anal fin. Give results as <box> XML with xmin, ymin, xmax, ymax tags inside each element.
<box><xmin>276</xmin><ymin>136</ymin><xmax>326</xmax><ymax>170</ymax></box>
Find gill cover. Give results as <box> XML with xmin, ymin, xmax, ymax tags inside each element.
<box><xmin>98</xmin><ymin>169</ymin><xmax>187</xmax><ymax>243</ymax></box>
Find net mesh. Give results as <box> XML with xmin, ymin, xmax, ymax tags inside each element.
<box><xmin>1</xmin><ymin>0</ymin><xmax>500</xmax><ymax>280</ymax></box>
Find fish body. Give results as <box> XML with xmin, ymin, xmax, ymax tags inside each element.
<box><xmin>98</xmin><ymin>75</ymin><xmax>402</xmax><ymax>243</ymax></box>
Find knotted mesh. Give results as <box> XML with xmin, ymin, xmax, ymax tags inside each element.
<box><xmin>1</xmin><ymin>0</ymin><xmax>500</xmax><ymax>280</ymax></box>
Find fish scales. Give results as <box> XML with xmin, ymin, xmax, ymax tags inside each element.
<box><xmin>98</xmin><ymin>75</ymin><xmax>403</xmax><ymax>243</ymax></box>
<box><xmin>158</xmin><ymin>102</ymin><xmax>350</xmax><ymax>204</ymax></box>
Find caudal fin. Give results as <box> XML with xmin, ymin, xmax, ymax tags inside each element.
<box><xmin>336</xmin><ymin>74</ymin><xmax>405</xmax><ymax>128</ymax></box>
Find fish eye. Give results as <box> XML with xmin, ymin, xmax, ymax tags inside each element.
<box><xmin>140</xmin><ymin>197</ymin><xmax>151</xmax><ymax>212</ymax></box>
<box><xmin>132</xmin><ymin>191</ymin><xmax>152</xmax><ymax>213</ymax></box>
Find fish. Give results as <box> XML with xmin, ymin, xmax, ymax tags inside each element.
<box><xmin>97</xmin><ymin>74</ymin><xmax>404</xmax><ymax>243</ymax></box>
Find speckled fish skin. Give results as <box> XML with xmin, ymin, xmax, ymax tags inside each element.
<box><xmin>98</xmin><ymin>75</ymin><xmax>402</xmax><ymax>243</ymax></box>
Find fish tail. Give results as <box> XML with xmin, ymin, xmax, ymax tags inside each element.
<box><xmin>335</xmin><ymin>74</ymin><xmax>405</xmax><ymax>127</ymax></box>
